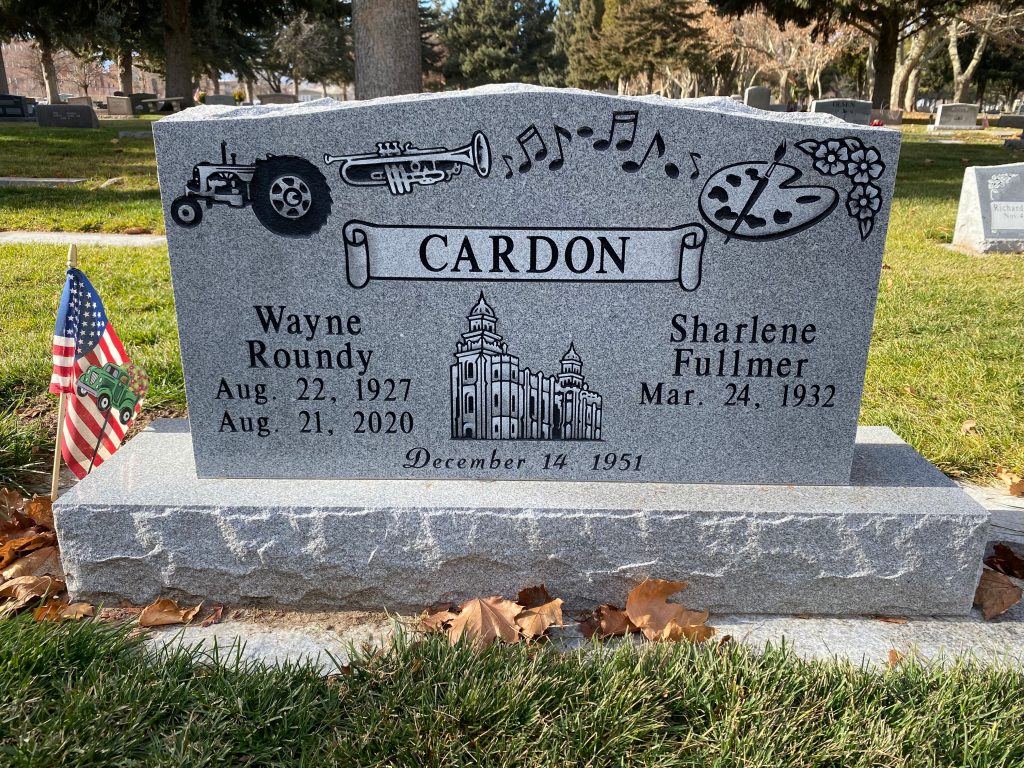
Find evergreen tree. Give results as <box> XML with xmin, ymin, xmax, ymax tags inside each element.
<box><xmin>441</xmin><ymin>0</ymin><xmax>561</xmax><ymax>88</ymax></box>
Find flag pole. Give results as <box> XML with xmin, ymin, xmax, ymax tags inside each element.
<box><xmin>50</xmin><ymin>244</ymin><xmax>77</xmax><ymax>502</ymax></box>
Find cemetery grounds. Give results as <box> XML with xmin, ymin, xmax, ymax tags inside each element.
<box><xmin>0</xmin><ymin>117</ymin><xmax>1023</xmax><ymax>765</ymax></box>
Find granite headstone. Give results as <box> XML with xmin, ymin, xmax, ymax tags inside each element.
<box><xmin>871</xmin><ymin>109</ymin><xmax>903</xmax><ymax>126</ymax></box>
<box><xmin>953</xmin><ymin>162</ymin><xmax>1024</xmax><ymax>253</ymax></box>
<box><xmin>743</xmin><ymin>86</ymin><xmax>770</xmax><ymax>110</ymax></box>
<box><xmin>0</xmin><ymin>94</ymin><xmax>30</xmax><ymax>119</ymax></box>
<box><xmin>811</xmin><ymin>99</ymin><xmax>872</xmax><ymax>126</ymax></box>
<box><xmin>204</xmin><ymin>94</ymin><xmax>237</xmax><ymax>106</ymax></box>
<box><xmin>258</xmin><ymin>93</ymin><xmax>298</xmax><ymax>105</ymax></box>
<box><xmin>930</xmin><ymin>103</ymin><xmax>980</xmax><ymax>131</ymax></box>
<box><xmin>36</xmin><ymin>104</ymin><xmax>99</xmax><ymax>129</ymax></box>
<box><xmin>153</xmin><ymin>86</ymin><xmax>900</xmax><ymax>486</ymax></box>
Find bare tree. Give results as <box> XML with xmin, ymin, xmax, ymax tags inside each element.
<box><xmin>891</xmin><ymin>24</ymin><xmax>941</xmax><ymax>110</ymax></box>
<box><xmin>948</xmin><ymin>2</ymin><xmax>1024</xmax><ymax>103</ymax></box>
<box><xmin>0</xmin><ymin>42</ymin><xmax>9</xmax><ymax>94</ymax></box>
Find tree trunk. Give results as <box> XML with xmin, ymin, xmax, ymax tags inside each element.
<box><xmin>949</xmin><ymin>17</ymin><xmax>989</xmax><ymax>104</ymax></box>
<box><xmin>245</xmin><ymin>78</ymin><xmax>256</xmax><ymax>103</ymax></box>
<box><xmin>352</xmin><ymin>0</ymin><xmax>421</xmax><ymax>99</ymax></box>
<box><xmin>117</xmin><ymin>47</ymin><xmax>133</xmax><ymax>94</ymax></box>
<box><xmin>294</xmin><ymin>77</ymin><xmax>301</xmax><ymax>97</ymax></box>
<box><xmin>871</xmin><ymin>15</ymin><xmax>899</xmax><ymax>108</ymax></box>
<box><xmin>0</xmin><ymin>43</ymin><xmax>9</xmax><ymax>95</ymax></box>
<box><xmin>161</xmin><ymin>0</ymin><xmax>193</xmax><ymax>106</ymax></box>
<box><xmin>209</xmin><ymin>69</ymin><xmax>220</xmax><ymax>94</ymax></box>
<box><xmin>321</xmin><ymin>82</ymin><xmax>328</xmax><ymax>98</ymax></box>
<box><xmin>38</xmin><ymin>42</ymin><xmax>61</xmax><ymax>103</ymax></box>
<box><xmin>904</xmin><ymin>66</ymin><xmax>921</xmax><ymax>112</ymax></box>
<box><xmin>778</xmin><ymin>70</ymin><xmax>790</xmax><ymax>105</ymax></box>
<box><xmin>891</xmin><ymin>28</ymin><xmax>934</xmax><ymax>112</ymax></box>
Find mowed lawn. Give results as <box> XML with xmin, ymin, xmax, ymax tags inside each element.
<box><xmin>0</xmin><ymin>122</ymin><xmax>1022</xmax><ymax>489</ymax></box>
<box><xmin>0</xmin><ymin>117</ymin><xmax>163</xmax><ymax>234</ymax></box>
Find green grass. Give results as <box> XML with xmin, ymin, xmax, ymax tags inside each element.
<box><xmin>0</xmin><ymin>117</ymin><xmax>164</xmax><ymax>234</ymax></box>
<box><xmin>2</xmin><ymin>616</ymin><xmax>1024</xmax><ymax>767</ymax></box>
<box><xmin>0</xmin><ymin>126</ymin><xmax>1022</xmax><ymax>488</ymax></box>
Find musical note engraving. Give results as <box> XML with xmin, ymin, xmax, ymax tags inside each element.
<box><xmin>594</xmin><ymin>110</ymin><xmax>638</xmax><ymax>151</ymax></box>
<box><xmin>622</xmin><ymin>131</ymin><xmax>681</xmax><ymax>179</ymax></box>
<box><xmin>548</xmin><ymin>126</ymin><xmax>573</xmax><ymax>171</ymax></box>
<box><xmin>515</xmin><ymin>125</ymin><xmax>548</xmax><ymax>173</ymax></box>
<box><xmin>688</xmin><ymin>151</ymin><xmax>702</xmax><ymax>179</ymax></box>
<box><xmin>502</xmin><ymin>155</ymin><xmax>515</xmax><ymax>180</ymax></box>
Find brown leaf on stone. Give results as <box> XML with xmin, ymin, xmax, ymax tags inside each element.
<box><xmin>23</xmin><ymin>496</ymin><xmax>54</xmax><ymax>529</ymax></box>
<box><xmin>516</xmin><ymin>584</ymin><xmax>553</xmax><ymax>609</ymax></box>
<box><xmin>974</xmin><ymin>568</ymin><xmax>1022</xmax><ymax>620</ymax></box>
<box><xmin>138</xmin><ymin>598</ymin><xmax>203</xmax><ymax>627</ymax></box>
<box><xmin>516</xmin><ymin>598</ymin><xmax>563</xmax><ymax>639</ymax></box>
<box><xmin>447</xmin><ymin>596</ymin><xmax>521</xmax><ymax>647</ymax></box>
<box><xmin>625</xmin><ymin>578</ymin><xmax>714</xmax><ymax>642</ymax></box>
<box><xmin>0</xmin><ymin>575</ymin><xmax>65</xmax><ymax>615</ymax></box>
<box><xmin>419</xmin><ymin>608</ymin><xmax>458</xmax><ymax>633</ymax></box>
<box><xmin>199</xmin><ymin>604</ymin><xmax>224</xmax><ymax>627</ymax></box>
<box><xmin>62</xmin><ymin>602</ymin><xmax>94</xmax><ymax>620</ymax></box>
<box><xmin>995</xmin><ymin>466</ymin><xmax>1024</xmax><ymax>497</ymax></box>
<box><xmin>874</xmin><ymin>615</ymin><xmax>908</xmax><ymax>625</ymax></box>
<box><xmin>0</xmin><ymin>531</ymin><xmax>56</xmax><ymax>570</ymax></box>
<box><xmin>960</xmin><ymin>419</ymin><xmax>977</xmax><ymax>435</ymax></box>
<box><xmin>985</xmin><ymin>544</ymin><xmax>1024</xmax><ymax>580</ymax></box>
<box><xmin>2</xmin><ymin>545</ymin><xmax>63</xmax><ymax>580</ymax></box>
<box><xmin>887</xmin><ymin>649</ymin><xmax>904</xmax><ymax>668</ymax></box>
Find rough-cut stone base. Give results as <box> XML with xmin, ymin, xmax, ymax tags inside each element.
<box><xmin>54</xmin><ymin>420</ymin><xmax>989</xmax><ymax>615</ymax></box>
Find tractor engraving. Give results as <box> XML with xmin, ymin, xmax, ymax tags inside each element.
<box><xmin>171</xmin><ymin>142</ymin><xmax>332</xmax><ymax>237</ymax></box>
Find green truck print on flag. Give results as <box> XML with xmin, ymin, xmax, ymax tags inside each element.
<box><xmin>76</xmin><ymin>363</ymin><xmax>142</xmax><ymax>425</ymax></box>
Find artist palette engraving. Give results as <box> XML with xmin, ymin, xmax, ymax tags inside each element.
<box><xmin>153</xmin><ymin>86</ymin><xmax>899</xmax><ymax>485</ymax></box>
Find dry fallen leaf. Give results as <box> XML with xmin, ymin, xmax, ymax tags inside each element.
<box><xmin>33</xmin><ymin>598</ymin><xmax>93</xmax><ymax>622</ymax></box>
<box><xmin>24</xmin><ymin>496</ymin><xmax>54</xmax><ymax>529</ymax></box>
<box><xmin>419</xmin><ymin>607</ymin><xmax>458</xmax><ymax>633</ymax></box>
<box><xmin>0</xmin><ymin>487</ymin><xmax>25</xmax><ymax>518</ymax></box>
<box><xmin>974</xmin><ymin>568</ymin><xmax>1022</xmax><ymax>620</ymax></box>
<box><xmin>517</xmin><ymin>584</ymin><xmax>553</xmax><ymax>609</ymax></box>
<box><xmin>138</xmin><ymin>598</ymin><xmax>203</xmax><ymax>627</ymax></box>
<box><xmin>0</xmin><ymin>575</ymin><xmax>65</xmax><ymax>615</ymax></box>
<box><xmin>2</xmin><ymin>545</ymin><xmax>63</xmax><ymax>580</ymax></box>
<box><xmin>199</xmin><ymin>604</ymin><xmax>224</xmax><ymax>628</ymax></box>
<box><xmin>0</xmin><ymin>531</ymin><xmax>57</xmax><ymax>571</ymax></box>
<box><xmin>903</xmin><ymin>385</ymin><xmax>918</xmax><ymax>396</ymax></box>
<box><xmin>516</xmin><ymin>598</ymin><xmax>563</xmax><ymax>639</ymax></box>
<box><xmin>960</xmin><ymin>419</ymin><xmax>977</xmax><ymax>435</ymax></box>
<box><xmin>985</xmin><ymin>544</ymin><xmax>1024</xmax><ymax>580</ymax></box>
<box><xmin>579</xmin><ymin>603</ymin><xmax>637</xmax><ymax>639</ymax></box>
<box><xmin>447</xmin><ymin>596</ymin><xmax>521</xmax><ymax>647</ymax></box>
<box><xmin>995</xmin><ymin>466</ymin><xmax>1024</xmax><ymax>497</ymax></box>
<box><xmin>874</xmin><ymin>615</ymin><xmax>909</xmax><ymax>625</ymax></box>
<box><xmin>625</xmin><ymin>578</ymin><xmax>714</xmax><ymax>643</ymax></box>
<box><xmin>887</xmin><ymin>649</ymin><xmax>904</xmax><ymax>668</ymax></box>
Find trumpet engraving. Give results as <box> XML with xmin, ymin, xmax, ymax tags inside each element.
<box><xmin>324</xmin><ymin>131</ymin><xmax>492</xmax><ymax>196</ymax></box>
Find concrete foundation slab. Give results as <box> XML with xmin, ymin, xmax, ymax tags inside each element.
<box><xmin>54</xmin><ymin>420</ymin><xmax>989</xmax><ymax>616</ymax></box>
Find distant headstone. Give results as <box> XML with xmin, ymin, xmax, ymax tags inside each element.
<box><xmin>953</xmin><ymin>162</ymin><xmax>1024</xmax><ymax>253</ymax></box>
<box><xmin>730</xmin><ymin>94</ymin><xmax>743</xmax><ymax>102</ymax></box>
<box><xmin>35</xmin><ymin>104</ymin><xmax>99</xmax><ymax>129</ymax></box>
<box><xmin>105</xmin><ymin>95</ymin><xmax>134</xmax><ymax>116</ymax></box>
<box><xmin>203</xmin><ymin>94</ymin><xmax>236</xmax><ymax>106</ymax></box>
<box><xmin>929</xmin><ymin>103</ymin><xmax>979</xmax><ymax>131</ymax></box>
<box><xmin>871</xmin><ymin>109</ymin><xmax>903</xmax><ymax>126</ymax></box>
<box><xmin>257</xmin><ymin>93</ymin><xmax>298</xmax><ymax>105</ymax></box>
<box><xmin>995</xmin><ymin>114</ymin><xmax>1024</xmax><ymax>131</ymax></box>
<box><xmin>764</xmin><ymin>104</ymin><xmax>788</xmax><ymax>112</ymax></box>
<box><xmin>0</xmin><ymin>94</ymin><xmax>30</xmax><ymax>119</ymax></box>
<box><xmin>152</xmin><ymin>87</ymin><xmax>901</xmax><ymax>486</ymax></box>
<box><xmin>67</xmin><ymin>96</ymin><xmax>93</xmax><ymax>107</ymax></box>
<box><xmin>810</xmin><ymin>99</ymin><xmax>872</xmax><ymax>126</ymax></box>
<box><xmin>743</xmin><ymin>86</ymin><xmax>770</xmax><ymax>110</ymax></box>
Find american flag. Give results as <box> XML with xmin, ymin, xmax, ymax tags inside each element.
<box><xmin>50</xmin><ymin>268</ymin><xmax>144</xmax><ymax>479</ymax></box>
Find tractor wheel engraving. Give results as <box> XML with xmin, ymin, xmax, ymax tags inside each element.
<box><xmin>97</xmin><ymin>394</ymin><xmax>111</xmax><ymax>411</ymax></box>
<box><xmin>171</xmin><ymin>196</ymin><xmax>203</xmax><ymax>228</ymax></box>
<box><xmin>251</xmin><ymin>156</ymin><xmax>332</xmax><ymax>237</ymax></box>
<box><xmin>119</xmin><ymin>407</ymin><xmax>133</xmax><ymax>425</ymax></box>
<box><xmin>269</xmin><ymin>175</ymin><xmax>312</xmax><ymax>219</ymax></box>
<box><xmin>76</xmin><ymin>384</ymin><xmax>87</xmax><ymax>397</ymax></box>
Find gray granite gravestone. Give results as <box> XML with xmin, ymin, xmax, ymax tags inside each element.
<box><xmin>929</xmin><ymin>103</ymin><xmax>979</xmax><ymax>131</ymax></box>
<box><xmin>743</xmin><ymin>86</ymin><xmax>770</xmax><ymax>110</ymax></box>
<box><xmin>953</xmin><ymin>162</ymin><xmax>1024</xmax><ymax>253</ymax></box>
<box><xmin>53</xmin><ymin>86</ymin><xmax>989</xmax><ymax>615</ymax></box>
<box><xmin>204</xmin><ymin>94</ymin><xmax>237</xmax><ymax>106</ymax></box>
<box><xmin>810</xmin><ymin>99</ymin><xmax>872</xmax><ymax>126</ymax></box>
<box><xmin>871</xmin><ymin>109</ymin><xmax>903</xmax><ymax>126</ymax></box>
<box><xmin>258</xmin><ymin>93</ymin><xmax>298</xmax><ymax>104</ymax></box>
<box><xmin>36</xmin><ymin>104</ymin><xmax>99</xmax><ymax>129</ymax></box>
<box><xmin>152</xmin><ymin>87</ymin><xmax>900</xmax><ymax>486</ymax></box>
<box><xmin>0</xmin><ymin>94</ymin><xmax>31</xmax><ymax>120</ymax></box>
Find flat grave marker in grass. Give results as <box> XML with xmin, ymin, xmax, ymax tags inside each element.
<box><xmin>53</xmin><ymin>86</ymin><xmax>990</xmax><ymax>616</ymax></box>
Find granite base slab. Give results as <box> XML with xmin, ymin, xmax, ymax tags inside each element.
<box><xmin>53</xmin><ymin>420</ymin><xmax>989</xmax><ymax>616</ymax></box>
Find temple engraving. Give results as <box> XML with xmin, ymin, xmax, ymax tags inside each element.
<box><xmin>450</xmin><ymin>294</ymin><xmax>602</xmax><ymax>441</ymax></box>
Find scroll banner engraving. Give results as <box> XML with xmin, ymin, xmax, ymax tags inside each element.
<box><xmin>341</xmin><ymin>220</ymin><xmax>707</xmax><ymax>292</ymax></box>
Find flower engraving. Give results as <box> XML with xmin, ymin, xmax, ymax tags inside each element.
<box><xmin>846</xmin><ymin>147</ymin><xmax>884</xmax><ymax>184</ymax></box>
<box><xmin>812</xmin><ymin>139</ymin><xmax>849</xmax><ymax>176</ymax></box>
<box><xmin>796</xmin><ymin>136</ymin><xmax>887</xmax><ymax>240</ymax></box>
